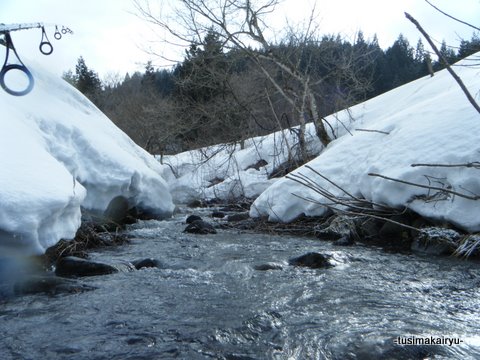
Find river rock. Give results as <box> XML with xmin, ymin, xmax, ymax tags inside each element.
<box><xmin>103</xmin><ymin>195</ymin><xmax>130</xmax><ymax>226</ymax></box>
<box><xmin>13</xmin><ymin>275</ymin><xmax>96</xmax><ymax>296</ymax></box>
<box><xmin>245</xmin><ymin>159</ymin><xmax>268</xmax><ymax>171</ymax></box>
<box><xmin>211</xmin><ymin>211</ymin><xmax>226</xmax><ymax>218</ymax></box>
<box><xmin>55</xmin><ymin>256</ymin><xmax>119</xmax><ymax>277</ymax></box>
<box><xmin>227</xmin><ymin>212</ymin><xmax>250</xmax><ymax>222</ymax></box>
<box><xmin>187</xmin><ymin>199</ymin><xmax>203</xmax><ymax>208</ymax></box>
<box><xmin>355</xmin><ymin>217</ymin><xmax>381</xmax><ymax>240</ymax></box>
<box><xmin>288</xmin><ymin>252</ymin><xmax>334</xmax><ymax>269</ymax></box>
<box><xmin>183</xmin><ymin>220</ymin><xmax>217</xmax><ymax>234</ymax></box>
<box><xmin>131</xmin><ymin>258</ymin><xmax>163</xmax><ymax>270</ymax></box>
<box><xmin>411</xmin><ymin>227</ymin><xmax>460</xmax><ymax>255</ymax></box>
<box><xmin>315</xmin><ymin>215</ymin><xmax>357</xmax><ymax>243</ymax></box>
<box><xmin>186</xmin><ymin>214</ymin><xmax>203</xmax><ymax>224</ymax></box>
<box><xmin>333</xmin><ymin>235</ymin><xmax>355</xmax><ymax>246</ymax></box>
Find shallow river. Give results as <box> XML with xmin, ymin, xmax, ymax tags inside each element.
<box><xmin>1</xmin><ymin>211</ymin><xmax>480</xmax><ymax>359</ymax></box>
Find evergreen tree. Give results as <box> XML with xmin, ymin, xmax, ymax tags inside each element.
<box><xmin>141</xmin><ymin>61</ymin><xmax>156</xmax><ymax>88</ymax></box>
<box><xmin>378</xmin><ymin>34</ymin><xmax>417</xmax><ymax>92</ymax></box>
<box><xmin>171</xmin><ymin>29</ymin><xmax>248</xmax><ymax>147</ymax></box>
<box><xmin>154</xmin><ymin>69</ymin><xmax>175</xmax><ymax>96</ymax></box>
<box><xmin>414</xmin><ymin>39</ymin><xmax>431</xmax><ymax>77</ymax></box>
<box><xmin>435</xmin><ymin>41</ymin><xmax>458</xmax><ymax>69</ymax></box>
<box><xmin>458</xmin><ymin>34</ymin><xmax>480</xmax><ymax>59</ymax></box>
<box><xmin>73</xmin><ymin>56</ymin><xmax>102</xmax><ymax>103</ymax></box>
<box><xmin>62</xmin><ymin>70</ymin><xmax>76</xmax><ymax>86</ymax></box>
<box><xmin>174</xmin><ymin>29</ymin><xmax>227</xmax><ymax>102</ymax></box>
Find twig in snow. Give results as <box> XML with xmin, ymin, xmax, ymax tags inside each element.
<box><xmin>355</xmin><ymin>128</ymin><xmax>390</xmax><ymax>135</ymax></box>
<box><xmin>368</xmin><ymin>172</ymin><xmax>480</xmax><ymax>201</ymax></box>
<box><xmin>411</xmin><ymin>162</ymin><xmax>480</xmax><ymax>169</ymax></box>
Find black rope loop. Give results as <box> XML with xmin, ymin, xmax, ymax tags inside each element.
<box><xmin>54</xmin><ymin>25</ymin><xmax>62</xmax><ymax>40</ymax></box>
<box><xmin>0</xmin><ymin>32</ymin><xmax>34</xmax><ymax>96</ymax></box>
<box><xmin>39</xmin><ymin>26</ymin><xmax>53</xmax><ymax>55</ymax></box>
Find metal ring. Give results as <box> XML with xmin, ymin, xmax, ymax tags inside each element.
<box><xmin>61</xmin><ymin>27</ymin><xmax>67</xmax><ymax>34</ymax></box>
<box><xmin>39</xmin><ymin>41</ymin><xmax>53</xmax><ymax>55</ymax></box>
<box><xmin>0</xmin><ymin>64</ymin><xmax>35</xmax><ymax>96</ymax></box>
<box><xmin>54</xmin><ymin>31</ymin><xmax>62</xmax><ymax>40</ymax></box>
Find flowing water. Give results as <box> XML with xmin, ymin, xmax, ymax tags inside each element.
<box><xmin>1</xmin><ymin>210</ymin><xmax>480</xmax><ymax>359</ymax></box>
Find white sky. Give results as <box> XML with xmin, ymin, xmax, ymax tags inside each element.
<box><xmin>2</xmin><ymin>0</ymin><xmax>479</xmax><ymax>81</ymax></box>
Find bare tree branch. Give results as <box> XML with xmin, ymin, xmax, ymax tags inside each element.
<box><xmin>423</xmin><ymin>0</ymin><xmax>480</xmax><ymax>32</ymax></box>
<box><xmin>411</xmin><ymin>162</ymin><xmax>480</xmax><ymax>169</ymax></box>
<box><xmin>355</xmin><ymin>128</ymin><xmax>390</xmax><ymax>135</ymax></box>
<box><xmin>405</xmin><ymin>12</ymin><xmax>480</xmax><ymax>115</ymax></box>
<box><xmin>368</xmin><ymin>172</ymin><xmax>480</xmax><ymax>201</ymax></box>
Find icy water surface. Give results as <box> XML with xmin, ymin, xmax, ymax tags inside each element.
<box><xmin>1</xmin><ymin>212</ymin><xmax>480</xmax><ymax>359</ymax></box>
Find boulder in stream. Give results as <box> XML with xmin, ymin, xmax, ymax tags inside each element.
<box><xmin>211</xmin><ymin>211</ymin><xmax>226</xmax><ymax>218</ymax></box>
<box><xmin>411</xmin><ymin>227</ymin><xmax>460</xmax><ymax>255</ymax></box>
<box><xmin>183</xmin><ymin>220</ymin><xmax>217</xmax><ymax>235</ymax></box>
<box><xmin>288</xmin><ymin>252</ymin><xmax>334</xmax><ymax>269</ymax></box>
<box><xmin>227</xmin><ymin>212</ymin><xmax>250</xmax><ymax>222</ymax></box>
<box><xmin>131</xmin><ymin>258</ymin><xmax>163</xmax><ymax>270</ymax></box>
<box><xmin>55</xmin><ymin>256</ymin><xmax>120</xmax><ymax>277</ymax></box>
<box><xmin>314</xmin><ymin>215</ymin><xmax>357</xmax><ymax>244</ymax></box>
<box><xmin>186</xmin><ymin>214</ymin><xmax>203</xmax><ymax>224</ymax></box>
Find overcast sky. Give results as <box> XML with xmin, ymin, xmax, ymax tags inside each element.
<box><xmin>2</xmin><ymin>0</ymin><xmax>479</xmax><ymax>81</ymax></box>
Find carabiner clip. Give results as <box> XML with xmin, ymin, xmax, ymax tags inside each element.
<box><xmin>39</xmin><ymin>26</ymin><xmax>53</xmax><ymax>55</ymax></box>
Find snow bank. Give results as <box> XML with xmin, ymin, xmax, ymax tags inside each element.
<box><xmin>251</xmin><ymin>54</ymin><xmax>480</xmax><ymax>232</ymax></box>
<box><xmin>0</xmin><ymin>60</ymin><xmax>174</xmax><ymax>256</ymax></box>
<box><xmin>161</xmin><ymin>122</ymin><xmax>324</xmax><ymax>204</ymax></box>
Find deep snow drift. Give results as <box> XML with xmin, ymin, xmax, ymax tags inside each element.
<box><xmin>251</xmin><ymin>54</ymin><xmax>480</xmax><ymax>232</ymax></box>
<box><xmin>0</xmin><ymin>60</ymin><xmax>174</xmax><ymax>256</ymax></box>
<box><xmin>160</xmin><ymin>125</ymin><xmax>322</xmax><ymax>204</ymax></box>
<box><xmin>164</xmin><ymin>53</ymin><xmax>480</xmax><ymax>233</ymax></box>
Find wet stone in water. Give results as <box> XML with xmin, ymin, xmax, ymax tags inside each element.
<box><xmin>186</xmin><ymin>214</ymin><xmax>203</xmax><ymax>224</ymax></box>
<box><xmin>288</xmin><ymin>252</ymin><xmax>334</xmax><ymax>269</ymax></box>
<box><xmin>55</xmin><ymin>256</ymin><xmax>119</xmax><ymax>277</ymax></box>
<box><xmin>131</xmin><ymin>258</ymin><xmax>163</xmax><ymax>270</ymax></box>
<box><xmin>183</xmin><ymin>220</ymin><xmax>217</xmax><ymax>235</ymax></box>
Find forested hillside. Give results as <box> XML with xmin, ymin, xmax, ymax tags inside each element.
<box><xmin>65</xmin><ymin>32</ymin><xmax>480</xmax><ymax>155</ymax></box>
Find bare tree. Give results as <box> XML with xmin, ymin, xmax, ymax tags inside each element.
<box><xmin>133</xmin><ymin>0</ymin><xmax>374</xmax><ymax>161</ymax></box>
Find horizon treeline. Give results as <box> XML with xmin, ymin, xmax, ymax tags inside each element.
<box><xmin>65</xmin><ymin>31</ymin><xmax>480</xmax><ymax>155</ymax></box>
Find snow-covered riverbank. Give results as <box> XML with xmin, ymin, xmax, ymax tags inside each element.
<box><xmin>0</xmin><ymin>61</ymin><xmax>174</xmax><ymax>256</ymax></box>
<box><xmin>2</xmin><ymin>52</ymin><xmax>479</xmax><ymax>257</ymax></box>
<box><xmin>163</xmin><ymin>53</ymin><xmax>480</xmax><ymax>233</ymax></box>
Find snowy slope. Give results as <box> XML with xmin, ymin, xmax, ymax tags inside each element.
<box><xmin>250</xmin><ymin>54</ymin><xmax>480</xmax><ymax>232</ymax></box>
<box><xmin>161</xmin><ymin>121</ymin><xmax>324</xmax><ymax>203</ymax></box>
<box><xmin>0</xmin><ymin>60</ymin><xmax>174</xmax><ymax>256</ymax></box>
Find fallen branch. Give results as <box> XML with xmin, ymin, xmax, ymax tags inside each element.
<box><xmin>368</xmin><ymin>172</ymin><xmax>480</xmax><ymax>201</ymax></box>
<box><xmin>405</xmin><ymin>12</ymin><xmax>480</xmax><ymax>115</ymax></box>
<box><xmin>287</xmin><ymin>167</ymin><xmax>400</xmax><ymax>217</ymax></box>
<box><xmin>289</xmin><ymin>192</ymin><xmax>418</xmax><ymax>232</ymax></box>
<box><xmin>411</xmin><ymin>162</ymin><xmax>480</xmax><ymax>169</ymax></box>
<box><xmin>355</xmin><ymin>128</ymin><xmax>390</xmax><ymax>135</ymax></box>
